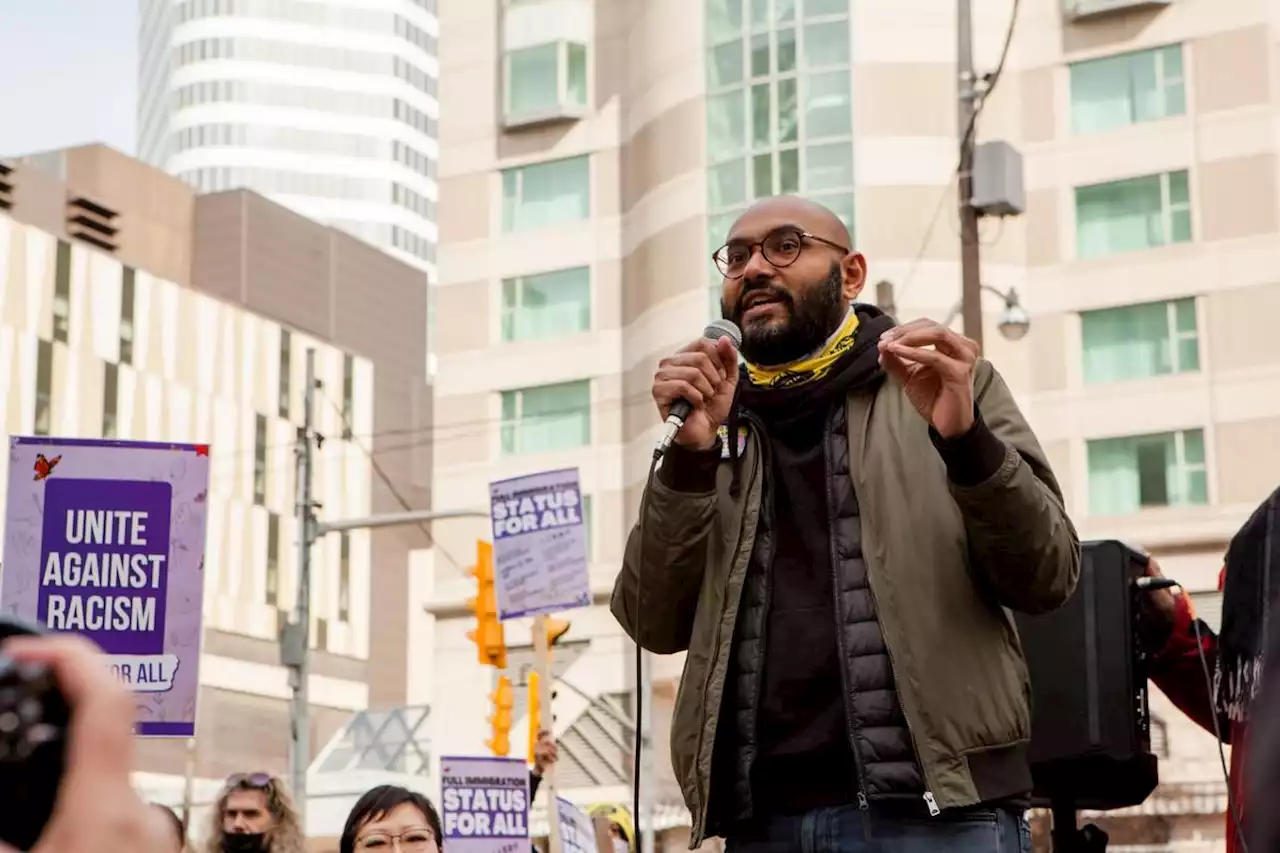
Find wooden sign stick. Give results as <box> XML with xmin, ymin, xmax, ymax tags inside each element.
<box><xmin>533</xmin><ymin>613</ymin><xmax>563</xmax><ymax>853</ymax></box>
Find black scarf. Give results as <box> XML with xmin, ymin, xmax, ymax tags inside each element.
<box><xmin>1216</xmin><ymin>484</ymin><xmax>1280</xmax><ymax>722</ymax></box>
<box><xmin>724</xmin><ymin>304</ymin><xmax>896</xmax><ymax>493</ymax></box>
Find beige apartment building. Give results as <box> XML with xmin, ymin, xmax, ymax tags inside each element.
<box><xmin>0</xmin><ymin>145</ymin><xmax>435</xmax><ymax>821</ymax></box>
<box><xmin>425</xmin><ymin>0</ymin><xmax>1280</xmax><ymax>849</ymax></box>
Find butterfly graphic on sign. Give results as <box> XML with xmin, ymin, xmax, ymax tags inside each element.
<box><xmin>32</xmin><ymin>454</ymin><xmax>62</xmax><ymax>482</ymax></box>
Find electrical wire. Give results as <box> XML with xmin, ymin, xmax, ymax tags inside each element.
<box><xmin>894</xmin><ymin>0</ymin><xmax>1022</xmax><ymax>308</ymax></box>
<box><xmin>1191</xmin><ymin>615</ymin><xmax>1249</xmax><ymax>852</ymax></box>
<box><xmin>319</xmin><ymin>389</ymin><xmax>469</xmax><ymax>573</ymax></box>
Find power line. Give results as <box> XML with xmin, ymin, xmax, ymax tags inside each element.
<box><xmin>318</xmin><ymin>389</ymin><xmax>469</xmax><ymax>574</ymax></box>
<box><xmin>893</xmin><ymin>0</ymin><xmax>1022</xmax><ymax>308</ymax></box>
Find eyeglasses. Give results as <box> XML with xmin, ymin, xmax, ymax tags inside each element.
<box><xmin>224</xmin><ymin>772</ymin><xmax>273</xmax><ymax>790</ymax></box>
<box><xmin>356</xmin><ymin>828</ymin><xmax>437</xmax><ymax>851</ymax></box>
<box><xmin>713</xmin><ymin>227</ymin><xmax>850</xmax><ymax>279</ymax></box>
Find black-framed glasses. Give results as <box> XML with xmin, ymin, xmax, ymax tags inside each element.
<box><xmin>713</xmin><ymin>227</ymin><xmax>850</xmax><ymax>279</ymax></box>
<box><xmin>356</xmin><ymin>827</ymin><xmax>438</xmax><ymax>851</ymax></box>
<box><xmin>224</xmin><ymin>772</ymin><xmax>273</xmax><ymax>791</ymax></box>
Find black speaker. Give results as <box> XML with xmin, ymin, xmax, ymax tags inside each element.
<box><xmin>1014</xmin><ymin>539</ymin><xmax>1159</xmax><ymax>810</ymax></box>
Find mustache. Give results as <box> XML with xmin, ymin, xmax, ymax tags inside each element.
<box><xmin>734</xmin><ymin>281</ymin><xmax>793</xmax><ymax>318</ymax></box>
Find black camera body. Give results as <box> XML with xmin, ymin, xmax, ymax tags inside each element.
<box><xmin>0</xmin><ymin>615</ymin><xmax>69</xmax><ymax>851</ymax></box>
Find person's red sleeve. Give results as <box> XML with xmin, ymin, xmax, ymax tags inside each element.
<box><xmin>1148</xmin><ymin>589</ymin><xmax>1227</xmax><ymax>742</ymax></box>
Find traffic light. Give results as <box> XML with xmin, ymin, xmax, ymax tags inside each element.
<box><xmin>527</xmin><ymin>670</ymin><xmax>541</xmax><ymax>764</ymax></box>
<box><xmin>487</xmin><ymin>675</ymin><xmax>514</xmax><ymax>757</ymax></box>
<box><xmin>466</xmin><ymin>541</ymin><xmax>507</xmax><ymax>669</ymax></box>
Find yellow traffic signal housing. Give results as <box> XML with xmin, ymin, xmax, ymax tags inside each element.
<box><xmin>527</xmin><ymin>671</ymin><xmax>541</xmax><ymax>763</ymax></box>
<box><xmin>466</xmin><ymin>541</ymin><xmax>507</xmax><ymax>669</ymax></box>
<box><xmin>487</xmin><ymin>675</ymin><xmax>514</xmax><ymax>757</ymax></box>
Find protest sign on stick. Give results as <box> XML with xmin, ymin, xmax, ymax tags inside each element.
<box><xmin>488</xmin><ymin>467</ymin><xmax>590</xmax><ymax>620</ymax></box>
<box><xmin>0</xmin><ymin>436</ymin><xmax>211</xmax><ymax>736</ymax></box>
<box><xmin>556</xmin><ymin>798</ymin><xmax>602</xmax><ymax>853</ymax></box>
<box><xmin>440</xmin><ymin>755</ymin><xmax>529</xmax><ymax>853</ymax></box>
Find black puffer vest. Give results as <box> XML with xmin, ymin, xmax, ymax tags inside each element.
<box><xmin>710</xmin><ymin>402</ymin><xmax>924</xmax><ymax>829</ymax></box>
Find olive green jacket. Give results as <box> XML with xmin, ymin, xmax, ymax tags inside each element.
<box><xmin>611</xmin><ymin>359</ymin><xmax>1080</xmax><ymax>846</ymax></box>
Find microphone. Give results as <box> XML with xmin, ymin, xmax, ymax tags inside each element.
<box><xmin>1134</xmin><ymin>576</ymin><xmax>1180</xmax><ymax>591</ymax></box>
<box><xmin>655</xmin><ymin>319</ymin><xmax>743</xmax><ymax>460</ymax></box>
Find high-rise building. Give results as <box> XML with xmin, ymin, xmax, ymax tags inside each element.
<box><xmin>0</xmin><ymin>144</ymin><xmax>433</xmax><ymax>813</ymax></box>
<box><xmin>424</xmin><ymin>0</ymin><xmax>1280</xmax><ymax>848</ymax></box>
<box><xmin>136</xmin><ymin>0</ymin><xmax>440</xmax><ymax>284</ymax></box>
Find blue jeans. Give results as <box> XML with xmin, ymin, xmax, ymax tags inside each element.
<box><xmin>725</xmin><ymin>806</ymin><xmax>1032</xmax><ymax>853</ymax></box>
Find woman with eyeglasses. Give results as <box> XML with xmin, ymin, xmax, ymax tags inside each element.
<box><xmin>340</xmin><ymin>785</ymin><xmax>442</xmax><ymax>853</ymax></box>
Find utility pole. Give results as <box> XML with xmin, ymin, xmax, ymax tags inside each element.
<box><xmin>286</xmin><ymin>348</ymin><xmax>318</xmax><ymax>821</ymax></box>
<box><xmin>957</xmin><ymin>0</ymin><xmax>984</xmax><ymax>352</ymax></box>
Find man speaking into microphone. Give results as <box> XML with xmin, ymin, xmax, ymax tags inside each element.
<box><xmin>611</xmin><ymin>195</ymin><xmax>1079</xmax><ymax>852</ymax></box>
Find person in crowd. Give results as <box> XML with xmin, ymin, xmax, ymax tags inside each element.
<box><xmin>0</xmin><ymin>633</ymin><xmax>171</xmax><ymax>853</ymax></box>
<box><xmin>150</xmin><ymin>803</ymin><xmax>188</xmax><ymax>852</ymax></box>
<box><xmin>586</xmin><ymin>803</ymin><xmax>635</xmax><ymax>853</ymax></box>
<box><xmin>339</xmin><ymin>784</ymin><xmax>442</xmax><ymax>853</ymax></box>
<box><xmin>1141</xmin><ymin>484</ymin><xmax>1280</xmax><ymax>853</ymax></box>
<box><xmin>201</xmin><ymin>772</ymin><xmax>305</xmax><ymax>853</ymax></box>
<box><xmin>528</xmin><ymin>728</ymin><xmax>559</xmax><ymax>800</ymax></box>
<box><xmin>612</xmin><ymin>195</ymin><xmax>1079</xmax><ymax>851</ymax></box>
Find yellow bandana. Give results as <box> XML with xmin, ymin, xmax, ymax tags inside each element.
<box><xmin>744</xmin><ymin>309</ymin><xmax>861</xmax><ymax>390</ymax></box>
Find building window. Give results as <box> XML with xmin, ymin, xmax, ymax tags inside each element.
<box><xmin>504</xmin><ymin>42</ymin><xmax>588</xmax><ymax>122</ymax></box>
<box><xmin>266</xmin><ymin>512</ymin><xmax>280</xmax><ymax>607</ymax></box>
<box><xmin>1081</xmin><ymin>298</ymin><xmax>1199</xmax><ymax>384</ymax></box>
<box><xmin>1070</xmin><ymin>45</ymin><xmax>1185</xmax><ymax>135</ymax></box>
<box><xmin>254</xmin><ymin>414</ymin><xmax>268</xmax><ymax>505</ymax></box>
<box><xmin>501</xmin><ymin>267</ymin><xmax>591</xmax><ymax>342</ymax></box>
<box><xmin>501</xmin><ymin>156</ymin><xmax>590</xmax><ymax>232</ymax></box>
<box><xmin>102</xmin><ymin>362</ymin><xmax>119</xmax><ymax>437</ymax></box>
<box><xmin>278</xmin><ymin>330</ymin><xmax>292</xmax><ymax>418</ymax></box>
<box><xmin>704</xmin><ymin>0</ymin><xmax>853</xmax><ymax>315</ymax></box>
<box><xmin>34</xmin><ymin>339</ymin><xmax>53</xmax><ymax>436</ymax></box>
<box><xmin>120</xmin><ymin>267</ymin><xmax>136</xmax><ymax>366</ymax></box>
<box><xmin>500</xmin><ymin>380</ymin><xmax>591</xmax><ymax>455</ymax></box>
<box><xmin>1075</xmin><ymin>170</ymin><xmax>1191</xmax><ymax>260</ymax></box>
<box><xmin>338</xmin><ymin>532</ymin><xmax>351</xmax><ymax>623</ymax></box>
<box><xmin>1087</xmin><ymin>428</ymin><xmax>1207</xmax><ymax>516</ymax></box>
<box><xmin>342</xmin><ymin>354</ymin><xmax>355</xmax><ymax>440</ymax></box>
<box><xmin>52</xmin><ymin>240</ymin><xmax>71</xmax><ymax>343</ymax></box>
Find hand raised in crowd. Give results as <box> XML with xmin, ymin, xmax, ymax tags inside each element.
<box><xmin>532</xmin><ymin>730</ymin><xmax>558</xmax><ymax>777</ymax></box>
<box><xmin>877</xmin><ymin>319</ymin><xmax>980</xmax><ymax>439</ymax></box>
<box><xmin>0</xmin><ymin>634</ymin><xmax>164</xmax><ymax>853</ymax></box>
<box><xmin>652</xmin><ymin>336</ymin><xmax>740</xmax><ymax>451</ymax></box>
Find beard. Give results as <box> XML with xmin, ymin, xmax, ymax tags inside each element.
<box><xmin>725</xmin><ymin>261</ymin><xmax>848</xmax><ymax>367</ymax></box>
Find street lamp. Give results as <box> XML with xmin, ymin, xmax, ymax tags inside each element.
<box><xmin>944</xmin><ymin>285</ymin><xmax>1030</xmax><ymax>342</ymax></box>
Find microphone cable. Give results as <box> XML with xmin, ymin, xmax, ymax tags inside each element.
<box><xmin>630</xmin><ymin>447</ymin><xmax>663</xmax><ymax>849</ymax></box>
<box><xmin>1190</xmin><ymin>614</ymin><xmax>1249</xmax><ymax>852</ymax></box>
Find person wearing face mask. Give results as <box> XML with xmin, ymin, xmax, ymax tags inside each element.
<box><xmin>585</xmin><ymin>803</ymin><xmax>634</xmax><ymax>853</ymax></box>
<box><xmin>612</xmin><ymin>195</ymin><xmax>1079</xmax><ymax>851</ymax></box>
<box><xmin>199</xmin><ymin>772</ymin><xmax>305</xmax><ymax>853</ymax></box>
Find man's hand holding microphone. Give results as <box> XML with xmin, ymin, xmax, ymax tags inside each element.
<box><xmin>652</xmin><ymin>321</ymin><xmax>742</xmax><ymax>455</ymax></box>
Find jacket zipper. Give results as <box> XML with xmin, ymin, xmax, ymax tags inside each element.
<box><xmin>746</xmin><ymin>414</ymin><xmax>776</xmax><ymax>823</ymax></box>
<box><xmin>821</xmin><ymin>407</ymin><xmax>872</xmax><ymax>816</ymax></box>
<box><xmin>847</xmin><ymin>409</ymin><xmax>941</xmax><ymax>817</ymax></box>
<box><xmin>694</xmin><ymin>420</ymin><xmax>762</xmax><ymax>844</ymax></box>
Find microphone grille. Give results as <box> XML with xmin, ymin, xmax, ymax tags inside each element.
<box><xmin>703</xmin><ymin>318</ymin><xmax>742</xmax><ymax>350</ymax></box>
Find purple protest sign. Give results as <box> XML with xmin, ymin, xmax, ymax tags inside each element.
<box><xmin>1</xmin><ymin>436</ymin><xmax>211</xmax><ymax>738</ymax></box>
<box><xmin>440</xmin><ymin>755</ymin><xmax>529</xmax><ymax>853</ymax></box>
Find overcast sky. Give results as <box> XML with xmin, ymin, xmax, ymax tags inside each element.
<box><xmin>0</xmin><ymin>0</ymin><xmax>137</xmax><ymax>157</ymax></box>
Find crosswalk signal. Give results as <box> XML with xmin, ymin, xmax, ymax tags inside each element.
<box><xmin>466</xmin><ymin>541</ymin><xmax>507</xmax><ymax>669</ymax></box>
<box><xmin>487</xmin><ymin>675</ymin><xmax>514</xmax><ymax>757</ymax></box>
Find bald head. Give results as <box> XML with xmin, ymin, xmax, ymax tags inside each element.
<box><xmin>730</xmin><ymin>195</ymin><xmax>852</xmax><ymax>248</ymax></box>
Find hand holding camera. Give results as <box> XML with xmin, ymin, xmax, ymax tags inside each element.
<box><xmin>0</xmin><ymin>617</ymin><xmax>165</xmax><ymax>853</ymax></box>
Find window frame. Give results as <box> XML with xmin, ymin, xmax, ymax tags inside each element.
<box><xmin>502</xmin><ymin>40</ymin><xmax>589</xmax><ymax>124</ymax></box>
<box><xmin>500</xmin><ymin>156</ymin><xmax>591</xmax><ymax>233</ymax></box>
<box><xmin>1085</xmin><ymin>427</ymin><xmax>1209</xmax><ymax>515</ymax></box>
<box><xmin>500</xmin><ymin>266</ymin><xmax>593</xmax><ymax>343</ymax></box>
<box><xmin>1079</xmin><ymin>297</ymin><xmax>1200</xmax><ymax>384</ymax></box>
<box><xmin>1074</xmin><ymin>169</ymin><xmax>1193</xmax><ymax>260</ymax></box>
<box><xmin>499</xmin><ymin>380</ymin><xmax>592</xmax><ymax>456</ymax></box>
<box><xmin>1069</xmin><ymin>43</ymin><xmax>1186</xmax><ymax>135</ymax></box>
